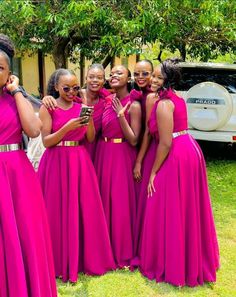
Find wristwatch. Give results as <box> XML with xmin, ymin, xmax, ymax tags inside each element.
<box><xmin>10</xmin><ymin>87</ymin><xmax>24</xmax><ymax>96</ymax></box>
<box><xmin>10</xmin><ymin>86</ymin><xmax>28</xmax><ymax>97</ymax></box>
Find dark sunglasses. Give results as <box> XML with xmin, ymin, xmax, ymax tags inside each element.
<box><xmin>133</xmin><ymin>71</ymin><xmax>151</xmax><ymax>78</ymax></box>
<box><xmin>62</xmin><ymin>86</ymin><xmax>80</xmax><ymax>93</ymax></box>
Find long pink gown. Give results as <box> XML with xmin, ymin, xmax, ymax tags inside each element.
<box><xmin>94</xmin><ymin>94</ymin><xmax>137</xmax><ymax>267</ymax></box>
<box><xmin>139</xmin><ymin>89</ymin><xmax>219</xmax><ymax>286</ymax></box>
<box><xmin>83</xmin><ymin>97</ymin><xmax>106</xmax><ymax>162</ymax></box>
<box><xmin>38</xmin><ymin>102</ymin><xmax>115</xmax><ymax>282</ymax></box>
<box><xmin>0</xmin><ymin>91</ymin><xmax>57</xmax><ymax>297</ymax></box>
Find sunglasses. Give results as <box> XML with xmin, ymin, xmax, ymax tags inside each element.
<box><xmin>133</xmin><ymin>71</ymin><xmax>152</xmax><ymax>78</ymax></box>
<box><xmin>62</xmin><ymin>86</ymin><xmax>80</xmax><ymax>93</ymax></box>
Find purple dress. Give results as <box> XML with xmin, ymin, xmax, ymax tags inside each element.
<box><xmin>139</xmin><ymin>89</ymin><xmax>219</xmax><ymax>286</ymax></box>
<box><xmin>94</xmin><ymin>95</ymin><xmax>137</xmax><ymax>267</ymax></box>
<box><xmin>38</xmin><ymin>102</ymin><xmax>115</xmax><ymax>282</ymax></box>
<box><xmin>0</xmin><ymin>92</ymin><xmax>57</xmax><ymax>297</ymax></box>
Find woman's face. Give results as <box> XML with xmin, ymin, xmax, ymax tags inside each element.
<box><xmin>133</xmin><ymin>61</ymin><xmax>152</xmax><ymax>89</ymax></box>
<box><xmin>56</xmin><ymin>74</ymin><xmax>80</xmax><ymax>102</ymax></box>
<box><xmin>86</xmin><ymin>68</ymin><xmax>105</xmax><ymax>92</ymax></box>
<box><xmin>151</xmin><ymin>66</ymin><xmax>164</xmax><ymax>92</ymax></box>
<box><xmin>0</xmin><ymin>53</ymin><xmax>10</xmax><ymax>90</ymax></box>
<box><xmin>109</xmin><ymin>65</ymin><xmax>130</xmax><ymax>89</ymax></box>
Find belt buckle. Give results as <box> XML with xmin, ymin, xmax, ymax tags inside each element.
<box><xmin>113</xmin><ymin>138</ymin><xmax>122</xmax><ymax>143</ymax></box>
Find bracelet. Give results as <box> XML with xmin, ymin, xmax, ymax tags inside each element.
<box><xmin>10</xmin><ymin>87</ymin><xmax>23</xmax><ymax>96</ymax></box>
<box><xmin>117</xmin><ymin>113</ymin><xmax>125</xmax><ymax>118</ymax></box>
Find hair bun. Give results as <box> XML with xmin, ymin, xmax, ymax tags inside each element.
<box><xmin>0</xmin><ymin>34</ymin><xmax>15</xmax><ymax>58</ymax></box>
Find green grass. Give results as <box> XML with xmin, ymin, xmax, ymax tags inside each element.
<box><xmin>57</xmin><ymin>159</ymin><xmax>236</xmax><ymax>297</ymax></box>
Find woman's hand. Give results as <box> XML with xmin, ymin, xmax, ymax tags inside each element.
<box><xmin>112</xmin><ymin>96</ymin><xmax>130</xmax><ymax>117</ymax></box>
<box><xmin>6</xmin><ymin>75</ymin><xmax>19</xmax><ymax>93</ymax></box>
<box><xmin>147</xmin><ymin>172</ymin><xmax>156</xmax><ymax>197</ymax></box>
<box><xmin>64</xmin><ymin>117</ymin><xmax>89</xmax><ymax>132</ymax></box>
<box><xmin>42</xmin><ymin>96</ymin><xmax>57</xmax><ymax>110</ymax></box>
<box><xmin>133</xmin><ymin>162</ymin><xmax>142</xmax><ymax>182</ymax></box>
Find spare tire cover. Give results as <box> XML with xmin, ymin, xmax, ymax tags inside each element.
<box><xmin>186</xmin><ymin>82</ymin><xmax>233</xmax><ymax>131</ymax></box>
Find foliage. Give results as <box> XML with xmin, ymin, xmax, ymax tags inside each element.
<box><xmin>0</xmin><ymin>0</ymin><xmax>235</xmax><ymax>67</ymax></box>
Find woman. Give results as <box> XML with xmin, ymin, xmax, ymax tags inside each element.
<box><xmin>42</xmin><ymin>64</ymin><xmax>110</xmax><ymax>161</ymax></box>
<box><xmin>138</xmin><ymin>59</ymin><xmax>219</xmax><ymax>286</ymax></box>
<box><xmin>38</xmin><ymin>69</ymin><xmax>115</xmax><ymax>282</ymax></box>
<box><xmin>0</xmin><ymin>34</ymin><xmax>57</xmax><ymax>297</ymax></box>
<box><xmin>94</xmin><ymin>65</ymin><xmax>142</xmax><ymax>267</ymax></box>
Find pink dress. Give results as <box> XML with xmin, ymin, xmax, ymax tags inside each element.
<box><xmin>0</xmin><ymin>92</ymin><xmax>57</xmax><ymax>297</ymax></box>
<box><xmin>38</xmin><ymin>102</ymin><xmax>115</xmax><ymax>282</ymax></box>
<box><xmin>83</xmin><ymin>97</ymin><xmax>106</xmax><ymax>162</ymax></box>
<box><xmin>139</xmin><ymin>89</ymin><xmax>219</xmax><ymax>286</ymax></box>
<box><xmin>94</xmin><ymin>95</ymin><xmax>137</xmax><ymax>267</ymax></box>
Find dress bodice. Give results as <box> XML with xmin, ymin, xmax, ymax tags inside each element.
<box><xmin>148</xmin><ymin>89</ymin><xmax>188</xmax><ymax>140</ymax></box>
<box><xmin>50</xmin><ymin>102</ymin><xmax>87</xmax><ymax>141</ymax></box>
<box><xmin>102</xmin><ymin>94</ymin><xmax>133</xmax><ymax>138</ymax></box>
<box><xmin>0</xmin><ymin>92</ymin><xmax>22</xmax><ymax>144</ymax></box>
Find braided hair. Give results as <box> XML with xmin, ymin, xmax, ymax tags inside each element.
<box><xmin>46</xmin><ymin>68</ymin><xmax>76</xmax><ymax>98</ymax></box>
<box><xmin>0</xmin><ymin>34</ymin><xmax>15</xmax><ymax>67</ymax></box>
<box><xmin>160</xmin><ymin>58</ymin><xmax>182</xmax><ymax>89</ymax></box>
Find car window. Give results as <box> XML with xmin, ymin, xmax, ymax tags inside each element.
<box><xmin>176</xmin><ymin>68</ymin><xmax>236</xmax><ymax>94</ymax></box>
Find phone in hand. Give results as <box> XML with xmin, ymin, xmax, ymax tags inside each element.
<box><xmin>79</xmin><ymin>105</ymin><xmax>93</xmax><ymax>124</ymax></box>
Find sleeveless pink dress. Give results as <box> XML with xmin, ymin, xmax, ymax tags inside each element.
<box><xmin>139</xmin><ymin>89</ymin><xmax>219</xmax><ymax>286</ymax></box>
<box><xmin>94</xmin><ymin>94</ymin><xmax>137</xmax><ymax>267</ymax></box>
<box><xmin>0</xmin><ymin>92</ymin><xmax>57</xmax><ymax>297</ymax></box>
<box><xmin>38</xmin><ymin>102</ymin><xmax>115</xmax><ymax>282</ymax></box>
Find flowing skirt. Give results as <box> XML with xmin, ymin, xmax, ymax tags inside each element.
<box><xmin>139</xmin><ymin>135</ymin><xmax>219</xmax><ymax>287</ymax></box>
<box><xmin>38</xmin><ymin>145</ymin><xmax>115</xmax><ymax>282</ymax></box>
<box><xmin>95</xmin><ymin>140</ymin><xmax>137</xmax><ymax>267</ymax></box>
<box><xmin>0</xmin><ymin>151</ymin><xmax>57</xmax><ymax>297</ymax></box>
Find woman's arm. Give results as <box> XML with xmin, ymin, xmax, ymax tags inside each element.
<box><xmin>148</xmin><ymin>99</ymin><xmax>174</xmax><ymax>196</ymax></box>
<box><xmin>6</xmin><ymin>75</ymin><xmax>42</xmax><ymax>138</ymax></box>
<box><xmin>133</xmin><ymin>93</ymin><xmax>157</xmax><ymax>181</ymax></box>
<box><xmin>39</xmin><ymin>105</ymin><xmax>88</xmax><ymax>147</ymax></box>
<box><xmin>113</xmin><ymin>98</ymin><xmax>142</xmax><ymax>146</ymax></box>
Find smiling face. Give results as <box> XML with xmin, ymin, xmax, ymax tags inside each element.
<box><xmin>133</xmin><ymin>61</ymin><xmax>153</xmax><ymax>89</ymax></box>
<box><xmin>151</xmin><ymin>66</ymin><xmax>164</xmax><ymax>92</ymax></box>
<box><xmin>56</xmin><ymin>74</ymin><xmax>80</xmax><ymax>102</ymax></box>
<box><xmin>0</xmin><ymin>52</ymin><xmax>10</xmax><ymax>91</ymax></box>
<box><xmin>86</xmin><ymin>67</ymin><xmax>105</xmax><ymax>92</ymax></box>
<box><xmin>109</xmin><ymin>65</ymin><xmax>130</xmax><ymax>90</ymax></box>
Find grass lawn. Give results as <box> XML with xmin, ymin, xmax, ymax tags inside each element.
<box><xmin>57</xmin><ymin>157</ymin><xmax>236</xmax><ymax>297</ymax></box>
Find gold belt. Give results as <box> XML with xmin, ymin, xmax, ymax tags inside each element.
<box><xmin>56</xmin><ymin>141</ymin><xmax>80</xmax><ymax>146</ymax></box>
<box><xmin>172</xmin><ymin>130</ymin><xmax>188</xmax><ymax>138</ymax></box>
<box><xmin>0</xmin><ymin>143</ymin><xmax>23</xmax><ymax>152</ymax></box>
<box><xmin>103</xmin><ymin>137</ymin><xmax>126</xmax><ymax>143</ymax></box>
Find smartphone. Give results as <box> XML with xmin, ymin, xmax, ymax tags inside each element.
<box><xmin>79</xmin><ymin>105</ymin><xmax>93</xmax><ymax>124</ymax></box>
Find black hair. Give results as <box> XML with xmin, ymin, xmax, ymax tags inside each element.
<box><xmin>160</xmin><ymin>58</ymin><xmax>182</xmax><ymax>89</ymax></box>
<box><xmin>46</xmin><ymin>68</ymin><xmax>76</xmax><ymax>98</ymax></box>
<box><xmin>136</xmin><ymin>59</ymin><xmax>154</xmax><ymax>72</ymax></box>
<box><xmin>0</xmin><ymin>34</ymin><xmax>15</xmax><ymax>67</ymax></box>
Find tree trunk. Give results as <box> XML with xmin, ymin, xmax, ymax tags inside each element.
<box><xmin>102</xmin><ymin>54</ymin><xmax>114</xmax><ymax>69</ymax></box>
<box><xmin>178</xmin><ymin>43</ymin><xmax>186</xmax><ymax>61</ymax></box>
<box><xmin>52</xmin><ymin>37</ymin><xmax>69</xmax><ymax>69</ymax></box>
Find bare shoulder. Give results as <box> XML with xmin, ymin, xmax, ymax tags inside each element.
<box><xmin>130</xmin><ymin>100</ymin><xmax>141</xmax><ymax>112</ymax></box>
<box><xmin>156</xmin><ymin>99</ymin><xmax>174</xmax><ymax>113</ymax></box>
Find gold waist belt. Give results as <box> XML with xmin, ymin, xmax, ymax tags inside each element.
<box><xmin>103</xmin><ymin>137</ymin><xmax>126</xmax><ymax>144</ymax></box>
<box><xmin>0</xmin><ymin>143</ymin><xmax>23</xmax><ymax>152</ymax></box>
<box><xmin>172</xmin><ymin>130</ymin><xmax>188</xmax><ymax>138</ymax></box>
<box><xmin>56</xmin><ymin>141</ymin><xmax>80</xmax><ymax>146</ymax></box>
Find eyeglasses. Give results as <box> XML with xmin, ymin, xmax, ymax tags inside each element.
<box><xmin>62</xmin><ymin>86</ymin><xmax>80</xmax><ymax>93</ymax></box>
<box><xmin>133</xmin><ymin>71</ymin><xmax>152</xmax><ymax>78</ymax></box>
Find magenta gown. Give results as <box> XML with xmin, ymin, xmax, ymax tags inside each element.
<box><xmin>139</xmin><ymin>89</ymin><xmax>219</xmax><ymax>287</ymax></box>
<box><xmin>94</xmin><ymin>95</ymin><xmax>137</xmax><ymax>267</ymax></box>
<box><xmin>38</xmin><ymin>102</ymin><xmax>115</xmax><ymax>282</ymax></box>
<box><xmin>83</xmin><ymin>97</ymin><xmax>106</xmax><ymax>162</ymax></box>
<box><xmin>0</xmin><ymin>92</ymin><xmax>57</xmax><ymax>297</ymax></box>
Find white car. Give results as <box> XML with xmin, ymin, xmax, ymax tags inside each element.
<box><xmin>176</xmin><ymin>62</ymin><xmax>236</xmax><ymax>143</ymax></box>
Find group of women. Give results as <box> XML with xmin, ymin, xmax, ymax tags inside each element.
<box><xmin>0</xmin><ymin>33</ymin><xmax>219</xmax><ymax>297</ymax></box>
